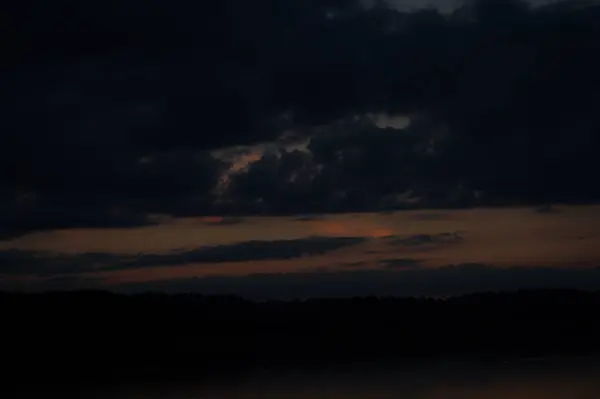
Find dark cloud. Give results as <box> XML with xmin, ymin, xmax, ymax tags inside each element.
<box><xmin>411</xmin><ymin>212</ymin><xmax>451</xmax><ymax>221</ymax></box>
<box><xmin>0</xmin><ymin>236</ymin><xmax>366</xmax><ymax>277</ymax></box>
<box><xmin>221</xmin><ymin>120</ymin><xmax>446</xmax><ymax>213</ymax></box>
<box><xmin>0</xmin><ymin>203</ymin><xmax>155</xmax><ymax>240</ymax></box>
<box><xmin>295</xmin><ymin>215</ymin><xmax>326</xmax><ymax>222</ymax></box>
<box><xmin>0</xmin><ymin>250</ymin><xmax>105</xmax><ymax>277</ymax></box>
<box><xmin>108</xmin><ymin>236</ymin><xmax>366</xmax><ymax>270</ymax></box>
<box><xmin>534</xmin><ymin>204</ymin><xmax>559</xmax><ymax>214</ymax></box>
<box><xmin>218</xmin><ymin>0</ymin><xmax>600</xmax><ymax>213</ymax></box>
<box><xmin>200</xmin><ymin>217</ymin><xmax>246</xmax><ymax>226</ymax></box>
<box><xmin>379</xmin><ymin>258</ymin><xmax>423</xmax><ymax>269</ymax></box>
<box><xmin>385</xmin><ymin>232</ymin><xmax>465</xmax><ymax>247</ymax></box>
<box><xmin>342</xmin><ymin>260</ymin><xmax>370</xmax><ymax>268</ymax></box>
<box><xmin>2</xmin><ymin>0</ymin><xmax>600</xmax><ymax>228</ymax></box>
<box><xmin>112</xmin><ymin>264</ymin><xmax>600</xmax><ymax>299</ymax></box>
<box><xmin>0</xmin><ymin>147</ymin><xmax>226</xmax><ymax>238</ymax></box>
<box><xmin>299</xmin><ymin>266</ymin><xmax>334</xmax><ymax>273</ymax></box>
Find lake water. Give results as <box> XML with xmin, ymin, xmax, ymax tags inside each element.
<box><xmin>25</xmin><ymin>357</ymin><xmax>600</xmax><ymax>398</ymax></box>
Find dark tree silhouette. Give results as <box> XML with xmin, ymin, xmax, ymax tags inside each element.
<box><xmin>2</xmin><ymin>289</ymin><xmax>600</xmax><ymax>386</ymax></box>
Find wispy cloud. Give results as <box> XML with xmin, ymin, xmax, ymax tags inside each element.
<box><xmin>108</xmin><ymin>236</ymin><xmax>366</xmax><ymax>270</ymax></box>
<box><xmin>342</xmin><ymin>260</ymin><xmax>370</xmax><ymax>269</ymax></box>
<box><xmin>198</xmin><ymin>216</ymin><xmax>246</xmax><ymax>226</ymax></box>
<box><xmin>379</xmin><ymin>258</ymin><xmax>423</xmax><ymax>269</ymax></box>
<box><xmin>385</xmin><ymin>232</ymin><xmax>465</xmax><ymax>247</ymax></box>
<box><xmin>0</xmin><ymin>236</ymin><xmax>367</xmax><ymax>278</ymax></box>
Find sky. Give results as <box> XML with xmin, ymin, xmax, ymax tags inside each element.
<box><xmin>2</xmin><ymin>0</ymin><xmax>600</xmax><ymax>297</ymax></box>
<box><xmin>387</xmin><ymin>0</ymin><xmax>559</xmax><ymax>12</ymax></box>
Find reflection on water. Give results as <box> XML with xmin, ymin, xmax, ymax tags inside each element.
<box><xmin>93</xmin><ymin>358</ymin><xmax>600</xmax><ymax>399</ymax></box>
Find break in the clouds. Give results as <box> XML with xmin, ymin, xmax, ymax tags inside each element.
<box><xmin>2</xmin><ymin>0</ymin><xmax>600</xmax><ymax>233</ymax></box>
<box><xmin>4</xmin><ymin>205</ymin><xmax>600</xmax><ymax>293</ymax></box>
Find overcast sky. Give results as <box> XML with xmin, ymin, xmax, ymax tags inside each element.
<box><xmin>1</xmin><ymin>0</ymin><xmax>600</xmax><ymax>296</ymax></box>
<box><xmin>387</xmin><ymin>0</ymin><xmax>561</xmax><ymax>12</ymax></box>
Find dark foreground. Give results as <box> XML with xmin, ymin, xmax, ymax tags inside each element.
<box><xmin>88</xmin><ymin>357</ymin><xmax>600</xmax><ymax>399</ymax></box>
<box><xmin>2</xmin><ymin>289</ymin><xmax>600</xmax><ymax>388</ymax></box>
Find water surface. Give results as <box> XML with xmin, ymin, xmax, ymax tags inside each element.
<box><xmin>90</xmin><ymin>357</ymin><xmax>600</xmax><ymax>399</ymax></box>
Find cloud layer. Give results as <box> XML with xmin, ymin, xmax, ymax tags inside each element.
<box><xmin>0</xmin><ymin>236</ymin><xmax>366</xmax><ymax>277</ymax></box>
<box><xmin>2</xmin><ymin>0</ymin><xmax>600</xmax><ymax>232</ymax></box>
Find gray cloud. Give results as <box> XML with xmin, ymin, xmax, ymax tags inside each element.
<box><xmin>0</xmin><ymin>236</ymin><xmax>366</xmax><ymax>277</ymax></box>
<box><xmin>0</xmin><ymin>204</ymin><xmax>156</xmax><ymax>240</ymax></box>
<box><xmin>385</xmin><ymin>0</ymin><xmax>558</xmax><ymax>13</ymax></box>
<box><xmin>108</xmin><ymin>236</ymin><xmax>367</xmax><ymax>271</ymax></box>
<box><xmin>0</xmin><ymin>149</ymin><xmax>226</xmax><ymax>239</ymax></box>
<box><xmin>200</xmin><ymin>217</ymin><xmax>247</xmax><ymax>226</ymax></box>
<box><xmin>379</xmin><ymin>258</ymin><xmax>423</xmax><ymax>269</ymax></box>
<box><xmin>411</xmin><ymin>212</ymin><xmax>451</xmax><ymax>221</ymax></box>
<box><xmin>385</xmin><ymin>231</ymin><xmax>465</xmax><ymax>247</ymax></box>
<box><xmin>295</xmin><ymin>215</ymin><xmax>326</xmax><ymax>222</ymax></box>
<box><xmin>3</xmin><ymin>0</ymin><xmax>600</xmax><ymax>231</ymax></box>
<box><xmin>343</xmin><ymin>260</ymin><xmax>370</xmax><ymax>268</ymax></box>
<box><xmin>0</xmin><ymin>250</ymin><xmax>120</xmax><ymax>277</ymax></box>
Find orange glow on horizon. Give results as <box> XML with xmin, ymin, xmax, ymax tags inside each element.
<box><xmin>310</xmin><ymin>220</ymin><xmax>394</xmax><ymax>238</ymax></box>
<box><xmin>199</xmin><ymin>216</ymin><xmax>225</xmax><ymax>224</ymax></box>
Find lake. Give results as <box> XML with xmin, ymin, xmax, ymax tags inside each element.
<box><xmin>76</xmin><ymin>357</ymin><xmax>600</xmax><ymax>399</ymax></box>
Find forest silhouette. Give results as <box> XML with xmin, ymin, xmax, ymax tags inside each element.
<box><xmin>3</xmin><ymin>289</ymin><xmax>600</xmax><ymax>386</ymax></box>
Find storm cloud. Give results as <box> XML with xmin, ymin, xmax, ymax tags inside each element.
<box><xmin>2</xmin><ymin>0</ymin><xmax>600</xmax><ymax>230</ymax></box>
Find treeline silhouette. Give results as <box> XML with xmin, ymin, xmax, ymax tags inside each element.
<box><xmin>2</xmin><ymin>289</ymin><xmax>600</xmax><ymax>385</ymax></box>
